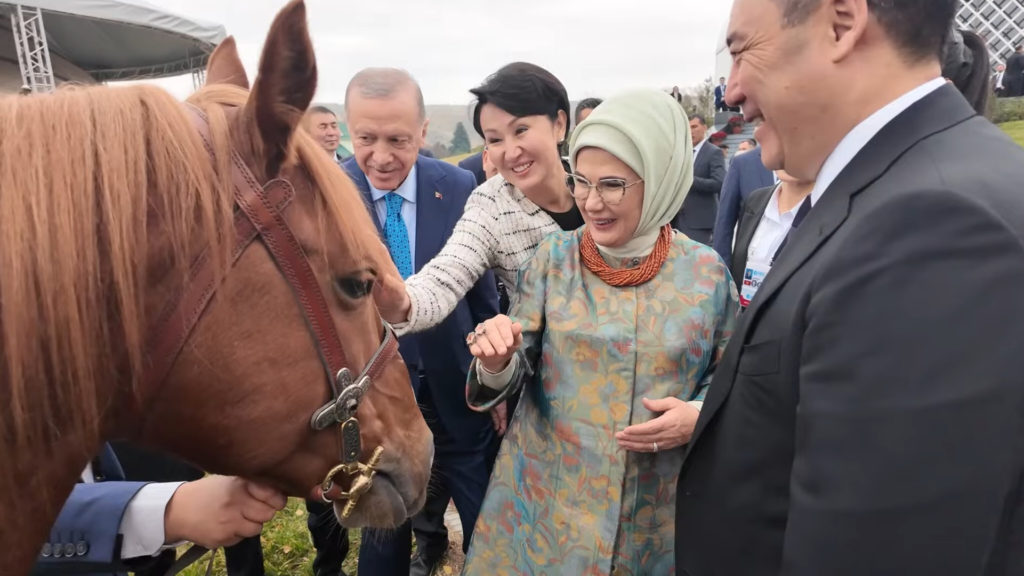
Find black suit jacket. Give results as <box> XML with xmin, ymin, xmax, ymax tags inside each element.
<box><xmin>727</xmin><ymin>184</ymin><xmax>774</xmax><ymax>289</ymax></box>
<box><xmin>674</xmin><ymin>141</ymin><xmax>726</xmax><ymax>232</ymax></box>
<box><xmin>1005</xmin><ymin>53</ymin><xmax>1024</xmax><ymax>97</ymax></box>
<box><xmin>676</xmin><ymin>85</ymin><xmax>1024</xmax><ymax>575</ymax></box>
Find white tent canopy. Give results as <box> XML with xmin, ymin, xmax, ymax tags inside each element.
<box><xmin>0</xmin><ymin>0</ymin><xmax>225</xmax><ymax>85</ymax></box>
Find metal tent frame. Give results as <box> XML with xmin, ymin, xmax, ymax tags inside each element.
<box><xmin>9</xmin><ymin>4</ymin><xmax>54</xmax><ymax>92</ymax></box>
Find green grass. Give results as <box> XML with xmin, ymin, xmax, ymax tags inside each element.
<box><xmin>999</xmin><ymin>120</ymin><xmax>1024</xmax><ymax>148</ymax></box>
<box><xmin>179</xmin><ymin>498</ymin><xmax>463</xmax><ymax>575</ymax></box>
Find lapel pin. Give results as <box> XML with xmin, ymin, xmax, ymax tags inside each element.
<box><xmin>434</xmin><ymin>191</ymin><xmax>443</xmax><ymax>200</ymax></box>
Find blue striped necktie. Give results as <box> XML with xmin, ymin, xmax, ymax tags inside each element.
<box><xmin>384</xmin><ymin>193</ymin><xmax>413</xmax><ymax>279</ymax></box>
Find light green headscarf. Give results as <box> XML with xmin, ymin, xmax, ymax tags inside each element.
<box><xmin>569</xmin><ymin>89</ymin><xmax>693</xmax><ymax>258</ymax></box>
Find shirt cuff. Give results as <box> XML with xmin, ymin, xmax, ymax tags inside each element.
<box><xmin>118</xmin><ymin>482</ymin><xmax>185</xmax><ymax>559</ymax></box>
<box><xmin>476</xmin><ymin>356</ymin><xmax>518</xmax><ymax>390</ymax></box>
<box><xmin>687</xmin><ymin>400</ymin><xmax>704</xmax><ymax>412</ymax></box>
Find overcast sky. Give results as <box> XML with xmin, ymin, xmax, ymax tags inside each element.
<box><xmin>148</xmin><ymin>0</ymin><xmax>733</xmax><ymax>105</ymax></box>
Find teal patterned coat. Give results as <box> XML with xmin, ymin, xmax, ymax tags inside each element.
<box><xmin>462</xmin><ymin>229</ymin><xmax>738</xmax><ymax>575</ymax></box>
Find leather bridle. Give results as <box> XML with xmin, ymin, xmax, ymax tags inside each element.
<box><xmin>143</xmin><ymin>104</ymin><xmax>399</xmax><ymax>519</ymax></box>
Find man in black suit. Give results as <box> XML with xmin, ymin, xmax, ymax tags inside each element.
<box><xmin>676</xmin><ymin>1</ymin><xmax>1024</xmax><ymax>575</ymax></box>
<box><xmin>1004</xmin><ymin>45</ymin><xmax>1024</xmax><ymax>98</ymax></box>
<box><xmin>672</xmin><ymin>113</ymin><xmax>726</xmax><ymax>245</ymax></box>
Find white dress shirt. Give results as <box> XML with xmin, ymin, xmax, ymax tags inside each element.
<box><xmin>80</xmin><ymin>464</ymin><xmax>184</xmax><ymax>559</ymax></box>
<box><xmin>810</xmin><ymin>78</ymin><xmax>946</xmax><ymax>206</ymax></box>
<box><xmin>747</xmin><ymin>183</ymin><xmax>799</xmax><ymax>266</ymax></box>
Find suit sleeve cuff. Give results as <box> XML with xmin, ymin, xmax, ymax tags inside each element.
<box><xmin>118</xmin><ymin>482</ymin><xmax>185</xmax><ymax>559</ymax></box>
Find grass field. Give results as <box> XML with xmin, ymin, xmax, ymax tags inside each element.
<box><xmin>999</xmin><ymin>120</ymin><xmax>1024</xmax><ymax>148</ymax></box>
<box><xmin>179</xmin><ymin>498</ymin><xmax>464</xmax><ymax>575</ymax></box>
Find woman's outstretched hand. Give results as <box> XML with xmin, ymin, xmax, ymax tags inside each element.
<box><xmin>467</xmin><ymin>315</ymin><xmax>523</xmax><ymax>374</ymax></box>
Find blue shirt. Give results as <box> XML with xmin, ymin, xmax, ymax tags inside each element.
<box><xmin>369</xmin><ymin>164</ymin><xmax>418</xmax><ymax>269</ymax></box>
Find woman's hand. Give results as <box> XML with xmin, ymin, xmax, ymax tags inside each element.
<box><xmin>372</xmin><ymin>268</ymin><xmax>412</xmax><ymax>325</ymax></box>
<box><xmin>467</xmin><ymin>315</ymin><xmax>523</xmax><ymax>374</ymax></box>
<box><xmin>490</xmin><ymin>401</ymin><xmax>508</xmax><ymax>436</ymax></box>
<box><xmin>615</xmin><ymin>397</ymin><xmax>700</xmax><ymax>453</ymax></box>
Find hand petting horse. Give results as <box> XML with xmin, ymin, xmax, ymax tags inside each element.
<box><xmin>0</xmin><ymin>2</ymin><xmax>432</xmax><ymax>573</ymax></box>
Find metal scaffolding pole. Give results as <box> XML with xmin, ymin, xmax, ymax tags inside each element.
<box><xmin>10</xmin><ymin>4</ymin><xmax>56</xmax><ymax>93</ymax></box>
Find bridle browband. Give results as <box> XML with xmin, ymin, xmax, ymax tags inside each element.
<box><xmin>143</xmin><ymin>104</ymin><xmax>400</xmax><ymax>518</ymax></box>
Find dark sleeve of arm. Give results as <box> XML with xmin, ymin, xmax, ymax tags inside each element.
<box><xmin>449</xmin><ymin>169</ymin><xmax>499</xmax><ymax>326</ymax></box>
<box><xmin>691</xmin><ymin>149</ymin><xmax>726</xmax><ymax>197</ymax></box>
<box><xmin>712</xmin><ymin>162</ymin><xmax>742</xmax><ymax>261</ymax></box>
<box><xmin>33</xmin><ymin>482</ymin><xmax>149</xmax><ymax>574</ymax></box>
<box><xmin>782</xmin><ymin>190</ymin><xmax>1024</xmax><ymax>575</ymax></box>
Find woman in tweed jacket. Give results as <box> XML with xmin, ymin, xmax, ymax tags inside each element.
<box><xmin>375</xmin><ymin>62</ymin><xmax>586</xmax><ymax>336</ymax></box>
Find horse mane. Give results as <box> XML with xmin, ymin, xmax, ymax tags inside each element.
<box><xmin>0</xmin><ymin>81</ymin><xmax>389</xmax><ymax>487</ymax></box>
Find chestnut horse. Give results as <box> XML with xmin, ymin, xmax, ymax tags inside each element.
<box><xmin>0</xmin><ymin>2</ymin><xmax>432</xmax><ymax>573</ymax></box>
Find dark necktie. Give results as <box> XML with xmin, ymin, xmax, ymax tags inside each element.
<box><xmin>771</xmin><ymin>198</ymin><xmax>811</xmax><ymax>265</ymax></box>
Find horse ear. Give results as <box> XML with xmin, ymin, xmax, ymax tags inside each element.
<box><xmin>206</xmin><ymin>36</ymin><xmax>249</xmax><ymax>89</ymax></box>
<box><xmin>246</xmin><ymin>0</ymin><xmax>317</xmax><ymax>178</ymax></box>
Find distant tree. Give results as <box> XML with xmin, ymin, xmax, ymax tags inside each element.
<box><xmin>691</xmin><ymin>77</ymin><xmax>716</xmax><ymax>121</ymax></box>
<box><xmin>428</xmin><ymin>142</ymin><xmax>451</xmax><ymax>159</ymax></box>
<box><xmin>450</xmin><ymin>122</ymin><xmax>471</xmax><ymax>155</ymax></box>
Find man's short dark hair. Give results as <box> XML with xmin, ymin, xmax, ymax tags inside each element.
<box><xmin>1016</xmin><ymin>45</ymin><xmax>1023</xmax><ymax>52</ymax></box>
<box><xmin>574</xmin><ymin>98</ymin><xmax>603</xmax><ymax>124</ymax></box>
<box><xmin>690</xmin><ymin>113</ymin><xmax>708</xmax><ymax>127</ymax></box>
<box><xmin>775</xmin><ymin>0</ymin><xmax>957</xmax><ymax>62</ymax></box>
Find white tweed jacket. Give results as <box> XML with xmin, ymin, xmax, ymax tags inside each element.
<box><xmin>398</xmin><ymin>175</ymin><xmax>561</xmax><ymax>335</ymax></box>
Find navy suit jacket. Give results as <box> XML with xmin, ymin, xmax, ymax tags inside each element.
<box><xmin>715</xmin><ymin>85</ymin><xmax>727</xmax><ymax>107</ymax></box>
<box><xmin>34</xmin><ymin>444</ymin><xmax>153</xmax><ymax>575</ymax></box>
<box><xmin>673</xmin><ymin>142</ymin><xmax>726</xmax><ymax>232</ymax></box>
<box><xmin>457</xmin><ymin>152</ymin><xmax>487</xmax><ymax>187</ymax></box>
<box><xmin>711</xmin><ymin>146</ymin><xmax>775</xmax><ymax>262</ymax></box>
<box><xmin>344</xmin><ymin>155</ymin><xmax>499</xmax><ymax>448</ymax></box>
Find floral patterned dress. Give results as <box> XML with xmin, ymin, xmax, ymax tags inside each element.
<box><xmin>462</xmin><ymin>229</ymin><xmax>738</xmax><ymax>576</ymax></box>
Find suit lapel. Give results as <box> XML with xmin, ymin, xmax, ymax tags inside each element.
<box><xmin>692</xmin><ymin>85</ymin><xmax>977</xmax><ymax>441</ymax></box>
<box><xmin>413</xmin><ymin>158</ymin><xmax>448</xmax><ymax>273</ymax></box>
<box><xmin>347</xmin><ymin>166</ymin><xmax>384</xmax><ymax>237</ymax></box>
<box><xmin>733</xmin><ymin>185</ymin><xmax>775</xmax><ymax>277</ymax></box>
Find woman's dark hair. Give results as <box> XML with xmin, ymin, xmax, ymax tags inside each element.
<box><xmin>470</xmin><ymin>62</ymin><xmax>571</xmax><ymax>142</ymax></box>
<box><xmin>942</xmin><ymin>28</ymin><xmax>991</xmax><ymax>116</ymax></box>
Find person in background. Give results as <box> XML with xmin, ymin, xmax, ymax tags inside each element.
<box><xmin>711</xmin><ymin>141</ymin><xmax>775</xmax><ymax>264</ymax></box>
<box><xmin>305</xmin><ymin>105</ymin><xmax>343</xmax><ymax>166</ymax></box>
<box><xmin>715</xmin><ymin>76</ymin><xmax>729</xmax><ymax>111</ymax></box>
<box><xmin>575</xmin><ymin>97</ymin><xmax>603</xmax><ymax>126</ymax></box>
<box><xmin>671</xmin><ymin>113</ymin><xmax>726</xmax><ymax>245</ymax></box>
<box><xmin>735</xmin><ymin>138</ymin><xmax>757</xmax><ymax>155</ymax></box>
<box><xmin>941</xmin><ymin>27</ymin><xmax>992</xmax><ymax>116</ymax></box>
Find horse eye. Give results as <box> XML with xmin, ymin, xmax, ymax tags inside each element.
<box><xmin>333</xmin><ymin>277</ymin><xmax>374</xmax><ymax>300</ymax></box>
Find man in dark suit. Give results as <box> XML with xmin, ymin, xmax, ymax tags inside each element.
<box><xmin>672</xmin><ymin>113</ymin><xmax>726</xmax><ymax>245</ymax></box>
<box><xmin>342</xmin><ymin>67</ymin><xmax>499</xmax><ymax>576</ymax></box>
<box><xmin>724</xmin><ymin>183</ymin><xmax>773</xmax><ymax>288</ymax></box>
<box><xmin>676</xmin><ymin>1</ymin><xmax>1024</xmax><ymax>575</ymax></box>
<box><xmin>1004</xmin><ymin>45</ymin><xmax>1024</xmax><ymax>98</ymax></box>
<box><xmin>715</xmin><ymin>77</ymin><xmax>728</xmax><ymax>111</ymax></box>
<box><xmin>711</xmin><ymin>145</ymin><xmax>775</xmax><ymax>263</ymax></box>
<box><xmin>457</xmin><ymin>151</ymin><xmax>486</xmax><ymax>185</ymax></box>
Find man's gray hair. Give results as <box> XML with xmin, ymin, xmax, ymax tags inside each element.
<box><xmin>345</xmin><ymin>68</ymin><xmax>426</xmax><ymax>121</ymax></box>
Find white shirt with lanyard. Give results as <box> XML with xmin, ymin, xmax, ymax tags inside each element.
<box><xmin>740</xmin><ymin>184</ymin><xmax>810</xmax><ymax>309</ymax></box>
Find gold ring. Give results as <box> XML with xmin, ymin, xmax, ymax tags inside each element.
<box><xmin>475</xmin><ymin>324</ymin><xmax>487</xmax><ymax>336</ymax></box>
<box><xmin>466</xmin><ymin>332</ymin><xmax>477</xmax><ymax>346</ymax></box>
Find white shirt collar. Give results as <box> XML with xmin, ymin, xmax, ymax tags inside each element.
<box><xmin>369</xmin><ymin>164</ymin><xmax>418</xmax><ymax>204</ymax></box>
<box><xmin>809</xmin><ymin>78</ymin><xmax>945</xmax><ymax>206</ymax></box>
<box><xmin>694</xmin><ymin>138</ymin><xmax>707</xmax><ymax>157</ymax></box>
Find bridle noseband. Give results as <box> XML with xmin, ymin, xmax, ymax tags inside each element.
<box><xmin>143</xmin><ymin>105</ymin><xmax>399</xmax><ymax>519</ymax></box>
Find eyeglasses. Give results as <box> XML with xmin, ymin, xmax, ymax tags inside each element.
<box><xmin>566</xmin><ymin>173</ymin><xmax>643</xmax><ymax>206</ymax></box>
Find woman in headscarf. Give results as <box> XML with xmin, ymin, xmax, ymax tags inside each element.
<box><xmin>461</xmin><ymin>90</ymin><xmax>739</xmax><ymax>575</ymax></box>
